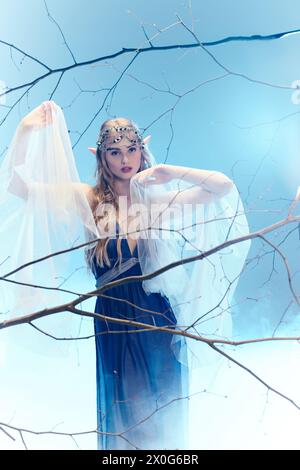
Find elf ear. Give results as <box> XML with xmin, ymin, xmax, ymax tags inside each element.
<box><xmin>142</xmin><ymin>135</ymin><xmax>152</xmax><ymax>146</ymax></box>
<box><xmin>88</xmin><ymin>147</ymin><xmax>97</xmax><ymax>156</ymax></box>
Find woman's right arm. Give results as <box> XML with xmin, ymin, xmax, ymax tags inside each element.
<box><xmin>7</xmin><ymin>102</ymin><xmax>96</xmax><ymax>210</ymax></box>
<box><xmin>9</xmin><ymin>174</ymin><xmax>95</xmax><ymax>209</ymax></box>
<box><xmin>7</xmin><ymin>121</ymin><xmax>32</xmax><ymax>199</ymax></box>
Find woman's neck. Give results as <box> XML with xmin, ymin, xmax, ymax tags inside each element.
<box><xmin>113</xmin><ymin>179</ymin><xmax>131</xmax><ymax>206</ymax></box>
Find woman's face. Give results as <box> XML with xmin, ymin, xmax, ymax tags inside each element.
<box><xmin>104</xmin><ymin>139</ymin><xmax>142</xmax><ymax>180</ymax></box>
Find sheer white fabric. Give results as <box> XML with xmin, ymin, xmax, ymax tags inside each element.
<box><xmin>0</xmin><ymin>102</ymin><xmax>100</xmax><ymax>351</ymax></box>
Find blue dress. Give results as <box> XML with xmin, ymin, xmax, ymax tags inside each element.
<box><xmin>92</xmin><ymin>223</ymin><xmax>189</xmax><ymax>450</ymax></box>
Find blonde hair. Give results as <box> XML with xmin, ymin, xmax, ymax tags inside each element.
<box><xmin>85</xmin><ymin>117</ymin><xmax>153</xmax><ymax>272</ymax></box>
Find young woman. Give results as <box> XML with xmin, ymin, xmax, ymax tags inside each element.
<box><xmin>0</xmin><ymin>101</ymin><xmax>250</xmax><ymax>450</ymax></box>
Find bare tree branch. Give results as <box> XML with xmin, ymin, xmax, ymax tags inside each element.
<box><xmin>43</xmin><ymin>0</ymin><xmax>77</xmax><ymax>64</ymax></box>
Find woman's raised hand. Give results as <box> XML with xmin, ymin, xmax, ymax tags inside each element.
<box><xmin>21</xmin><ymin>101</ymin><xmax>57</xmax><ymax>130</ymax></box>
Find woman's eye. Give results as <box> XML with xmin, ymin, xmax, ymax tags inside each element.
<box><xmin>110</xmin><ymin>147</ymin><xmax>136</xmax><ymax>156</ymax></box>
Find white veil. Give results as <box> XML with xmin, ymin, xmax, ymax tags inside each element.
<box><xmin>0</xmin><ymin>100</ymin><xmax>251</xmax><ymax>448</ymax></box>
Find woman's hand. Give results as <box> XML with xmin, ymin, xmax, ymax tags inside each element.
<box><xmin>21</xmin><ymin>101</ymin><xmax>56</xmax><ymax>130</ymax></box>
<box><xmin>135</xmin><ymin>164</ymin><xmax>175</xmax><ymax>185</ymax></box>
